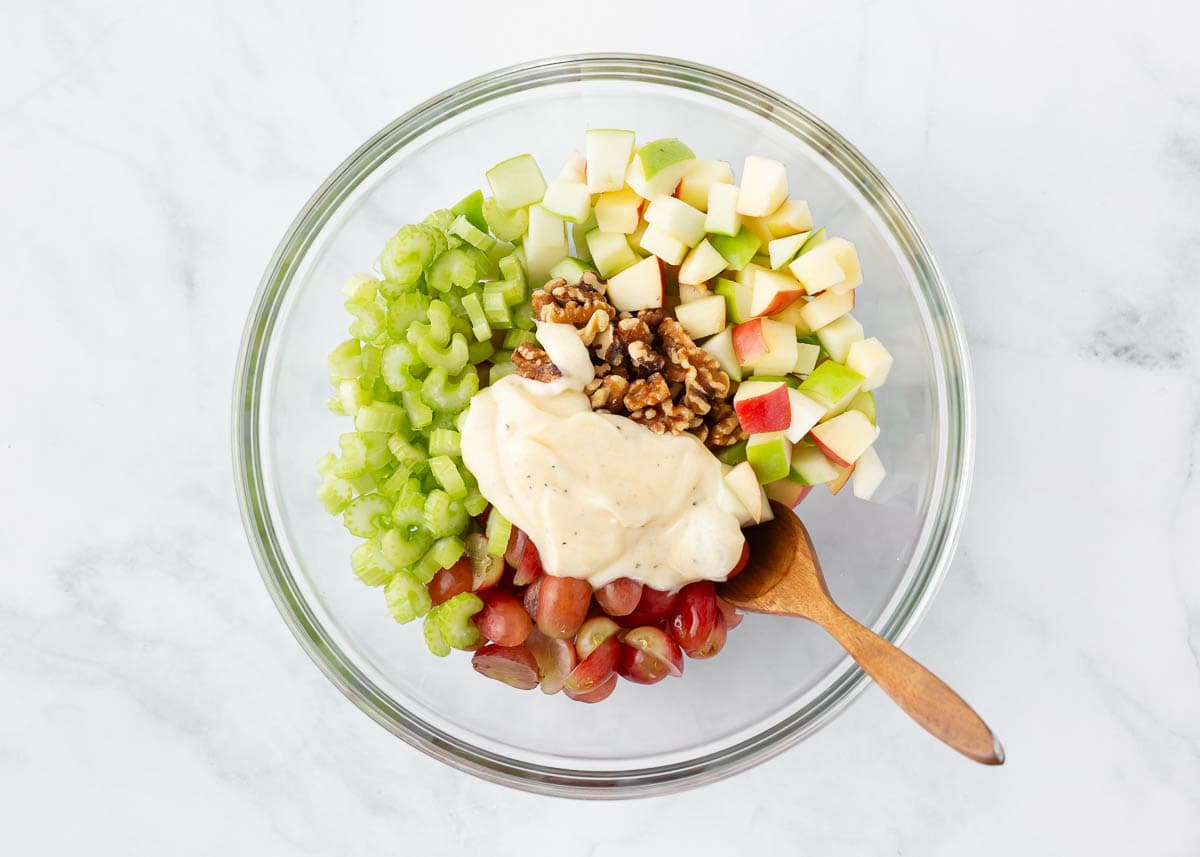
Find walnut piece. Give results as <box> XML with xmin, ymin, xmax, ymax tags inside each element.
<box><xmin>531</xmin><ymin>276</ymin><xmax>614</xmax><ymax>345</ymax></box>
<box><xmin>623</xmin><ymin>373</ymin><xmax>671</xmax><ymax>411</ymax></box>
<box><xmin>511</xmin><ymin>342</ymin><xmax>562</xmax><ymax>382</ymax></box>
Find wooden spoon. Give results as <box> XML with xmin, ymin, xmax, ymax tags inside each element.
<box><xmin>719</xmin><ymin>500</ymin><xmax>1004</xmax><ymax>766</ymax></box>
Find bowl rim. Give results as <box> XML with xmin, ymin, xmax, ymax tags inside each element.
<box><xmin>232</xmin><ymin>52</ymin><xmax>975</xmax><ymax>798</ymax></box>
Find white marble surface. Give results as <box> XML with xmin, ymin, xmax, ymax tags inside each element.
<box><xmin>3</xmin><ymin>1</ymin><xmax>1199</xmax><ymax>853</ymax></box>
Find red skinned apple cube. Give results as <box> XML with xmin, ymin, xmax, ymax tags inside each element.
<box><xmin>723</xmin><ymin>461</ymin><xmax>766</xmax><ymax>524</ymax></box>
<box><xmin>749</xmin><ymin>268</ymin><xmax>806</xmax><ymax>317</ymax></box>
<box><xmin>810</xmin><ymin>410</ymin><xmax>880</xmax><ymax>467</ymax></box>
<box><xmin>606</xmin><ymin>256</ymin><xmax>663</xmax><ymax>311</ymax></box>
<box><xmin>733</xmin><ymin>380</ymin><xmax>791</xmax><ymax>433</ymax></box>
<box><xmin>732</xmin><ymin>318</ymin><xmax>797</xmax><ymax>374</ymax></box>
<box><xmin>765</xmin><ymin>477</ymin><xmax>813</xmax><ymax>508</ymax></box>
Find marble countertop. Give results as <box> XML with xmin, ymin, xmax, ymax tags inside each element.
<box><xmin>3</xmin><ymin>1</ymin><xmax>1198</xmax><ymax>853</ymax></box>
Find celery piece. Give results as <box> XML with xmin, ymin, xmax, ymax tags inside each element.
<box><xmin>428</xmin><ymin>429</ymin><xmax>462</xmax><ymax>457</ymax></box>
<box><xmin>351</xmin><ymin>538</ymin><xmax>397</xmax><ymax>587</ymax></box>
<box><xmin>422</xmin><ymin>208</ymin><xmax>456</xmax><ymax>234</ymax></box>
<box><xmin>391</xmin><ymin>480</ymin><xmax>427</xmax><ymax>529</ymax></box>
<box><xmin>382</xmin><ymin>525</ymin><xmax>432</xmax><ymax>566</ymax></box>
<box><xmin>428</xmin><ymin>249</ymin><xmax>478</xmax><ymax>294</ymax></box>
<box><xmin>346</xmin><ymin>299</ymin><xmax>386</xmax><ymax>340</ymax></box>
<box><xmin>460</xmin><ymin>244</ymin><xmax>497</xmax><ymax>281</ymax></box>
<box><xmin>360</xmin><ymin>432</ymin><xmax>393</xmax><ymax>471</ymax></box>
<box><xmin>485</xmin><ymin>510</ymin><xmax>512</xmax><ymax>557</ymax></box>
<box><xmin>343</xmin><ymin>493</ymin><xmax>393</xmax><ymax>538</ymax></box>
<box><xmin>467</xmin><ymin>339</ymin><xmax>495</xmax><ymax>365</ymax></box>
<box><xmin>378</xmin><ymin>463</ymin><xmax>413</xmax><ymax>498</ymax></box>
<box><xmin>411</xmin><ymin>549</ymin><xmax>444</xmax><ymax>584</ymax></box>
<box><xmin>462</xmin><ymin>487</ymin><xmax>488</xmax><ymax>517</ymax></box>
<box><xmin>429</xmin><ymin>455</ymin><xmax>468</xmax><ymax>499</ymax></box>
<box><xmin>385</xmin><ymin>570</ymin><xmax>432</xmax><ymax>623</ymax></box>
<box><xmin>407</xmin><ymin>299</ymin><xmax>453</xmax><ymax>348</ymax></box>
<box><xmin>481</xmin><ymin>290</ymin><xmax>513</xmax><ymax>327</ymax></box>
<box><xmin>511</xmin><ymin>301</ymin><xmax>536</xmax><ymax>331</ymax></box>
<box><xmin>449</xmin><ymin>214</ymin><xmax>496</xmax><ymax>253</ymax></box>
<box><xmin>380</xmin><ymin>224</ymin><xmax>440</xmax><ymax>285</ymax></box>
<box><xmin>422</xmin><ymin>613</ymin><xmax>451</xmax><ymax>656</ymax></box>
<box><xmin>317</xmin><ymin>477</ymin><xmax>354</xmax><ymax>514</ymax></box>
<box><xmin>354</xmin><ymin>401</ymin><xmax>406</xmax><ymax>434</ymax></box>
<box><xmin>452</xmin><ymin>189</ymin><xmax>488</xmax><ymax>232</ymax></box>
<box><xmin>422</xmin><ymin>367</ymin><xmax>479</xmax><ymax>412</ymax></box>
<box><xmin>424</xmin><ymin>490</ymin><xmax>469</xmax><ymax>538</ymax></box>
<box><xmin>342</xmin><ymin>273</ymin><xmax>381</xmax><ymax>302</ymax></box>
<box><xmin>317</xmin><ymin>453</ymin><xmax>337</xmax><ymax>479</ymax></box>
<box><xmin>401</xmin><ymin>390</ymin><xmax>433</xmax><ymax>429</ymax></box>
<box><xmin>339</xmin><ymin>380</ymin><xmax>370</xmax><ymax>415</ymax></box>
<box><xmin>502</xmin><ymin>329</ymin><xmax>537</xmax><ymax>351</ymax></box>
<box><xmin>328</xmin><ymin>339</ymin><xmax>363</xmax><ymax>379</ymax></box>
<box><xmin>491</xmin><ymin>349</ymin><xmax>513</xmax><ymax>364</ymax></box>
<box><xmin>429</xmin><ymin>536</ymin><xmax>466</xmax><ymax>570</ymax></box>
<box><xmin>483</xmin><ymin>197</ymin><xmax>530</xmax><ymax>243</ymax></box>
<box><xmin>416</xmin><ymin>333</ymin><xmax>469</xmax><ymax>375</ymax></box>
<box><xmin>387</xmin><ymin>292</ymin><xmax>431</xmax><ymax>340</ymax></box>
<box><xmin>461</xmin><ymin>292</ymin><xmax>492</xmax><ymax>342</ymax></box>
<box><xmin>498</xmin><ymin>253</ymin><xmax>526</xmax><ymax>286</ymax></box>
<box><xmin>360</xmin><ymin>344</ymin><xmax>382</xmax><ymax>386</ymax></box>
<box><xmin>437</xmin><ymin>592</ymin><xmax>484</xmax><ymax>649</ymax></box>
<box><xmin>381</xmin><ymin>344</ymin><xmax>420</xmax><ymax>392</ymax></box>
<box><xmin>488</xmin><ymin>362</ymin><xmax>516</xmax><ymax>385</ymax></box>
<box><xmin>326</xmin><ymin>397</ymin><xmax>346</xmax><ymax>415</ymax></box>
<box><xmin>334</xmin><ymin>433</ymin><xmax>368</xmax><ymax>478</ymax></box>
<box><xmin>483</xmin><ymin>278</ymin><xmax>526</xmax><ymax>306</ymax></box>
<box><xmin>387</xmin><ymin>432</ymin><xmax>425</xmax><ymax>465</ymax></box>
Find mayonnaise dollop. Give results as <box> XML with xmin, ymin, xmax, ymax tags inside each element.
<box><xmin>460</xmin><ymin>322</ymin><xmax>744</xmax><ymax>591</ymax></box>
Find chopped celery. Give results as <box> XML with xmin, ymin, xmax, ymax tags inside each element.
<box><xmin>450</xmin><ymin>214</ymin><xmax>496</xmax><ymax>252</ymax></box>
<box><xmin>502</xmin><ymin>329</ymin><xmax>537</xmax><ymax>351</ymax></box>
<box><xmin>387</xmin><ymin>432</ymin><xmax>426</xmax><ymax>466</ymax></box>
<box><xmin>401</xmin><ymin>390</ymin><xmax>433</xmax><ymax>429</ymax></box>
<box><xmin>491</xmin><ymin>349</ymin><xmax>513</xmax><ymax>365</ymax></box>
<box><xmin>511</xmin><ymin>300</ymin><xmax>536</xmax><ymax>331</ymax></box>
<box><xmin>387</xmin><ymin>292</ymin><xmax>431</xmax><ymax>340</ymax></box>
<box><xmin>429</xmin><ymin>535</ymin><xmax>466</xmax><ymax>570</ymax></box>
<box><xmin>463</xmin><ymin>486</ymin><xmax>488</xmax><ymax>517</ymax></box>
<box><xmin>378</xmin><ymin>464</ymin><xmax>414</xmax><ymax>498</ymax></box>
<box><xmin>385</xmin><ymin>570</ymin><xmax>432</xmax><ymax>623</ymax></box>
<box><xmin>346</xmin><ymin>299</ymin><xmax>386</xmax><ymax>340</ymax></box>
<box><xmin>360</xmin><ymin>432</ymin><xmax>393</xmax><ymax>470</ymax></box>
<box><xmin>381</xmin><ymin>526</ymin><xmax>432</xmax><ymax>566</ymax></box>
<box><xmin>455</xmin><ymin>409</ymin><xmax>470</xmax><ymax>432</ymax></box>
<box><xmin>423</xmin><ymin>613</ymin><xmax>452</xmax><ymax>656</ymax></box>
<box><xmin>408</xmin><ymin>300</ymin><xmax>453</xmax><ymax>347</ymax></box>
<box><xmin>317</xmin><ymin>477</ymin><xmax>354</xmax><ymax>514</ymax></box>
<box><xmin>354</xmin><ymin>401</ymin><xmax>406</xmax><ymax>434</ymax></box>
<box><xmin>483</xmin><ymin>278</ymin><xmax>526</xmax><ymax>306</ymax></box>
<box><xmin>360</xmin><ymin>344</ymin><xmax>382</xmax><ymax>386</ymax></box>
<box><xmin>338</xmin><ymin>379</ymin><xmax>371</xmax><ymax>415</ymax></box>
<box><xmin>334</xmin><ymin>433</ymin><xmax>368</xmax><ymax>478</ymax></box>
<box><xmin>428</xmin><ymin>249</ymin><xmax>478</xmax><ymax>293</ymax></box>
<box><xmin>429</xmin><ymin>455</ymin><xmax>468</xmax><ymax>499</ymax></box>
<box><xmin>482</xmin><ymin>197</ymin><xmax>529</xmax><ymax>242</ymax></box>
<box><xmin>461</xmin><ymin>292</ymin><xmax>492</xmax><ymax>342</ymax></box>
<box><xmin>380</xmin><ymin>224</ymin><xmax>440</xmax><ymax>285</ymax></box>
<box><xmin>350</xmin><ymin>538</ymin><xmax>396</xmax><ymax>587</ymax></box>
<box><xmin>422</xmin><ymin>208</ymin><xmax>456</xmax><ymax>233</ymax></box>
<box><xmin>317</xmin><ymin>453</ymin><xmax>337</xmax><ymax>479</ymax></box>
<box><xmin>498</xmin><ymin>253</ymin><xmax>525</xmax><ymax>285</ymax></box>
<box><xmin>481</xmin><ymin>290</ymin><xmax>512</xmax><ymax>327</ymax></box>
<box><xmin>485</xmin><ymin>509</ymin><xmax>512</xmax><ymax>557</ymax></box>
<box><xmin>428</xmin><ymin>429</ymin><xmax>461</xmax><ymax>457</ymax></box>
<box><xmin>436</xmin><ymin>592</ymin><xmax>483</xmax><ymax>649</ymax></box>
<box><xmin>328</xmin><ymin>339</ymin><xmax>363</xmax><ymax>379</ymax></box>
<box><xmin>390</xmin><ymin>480</ymin><xmax>427</xmax><ymax>529</ymax></box>
<box><xmin>422</xmin><ymin>367</ymin><xmax>479</xmax><ymax>412</ymax></box>
<box><xmin>326</xmin><ymin>396</ymin><xmax>346</xmax><ymax>415</ymax></box>
<box><xmin>342</xmin><ymin>273</ymin><xmax>380</xmax><ymax>301</ymax></box>
<box><xmin>381</xmin><ymin>342</ymin><xmax>422</xmax><ymax>392</ymax></box>
<box><xmin>451</xmin><ymin>189</ymin><xmax>488</xmax><ymax>233</ymax></box>
<box><xmin>424</xmin><ymin>489</ymin><xmax>469</xmax><ymax>537</ymax></box>
<box><xmin>467</xmin><ymin>339</ymin><xmax>495</xmax><ymax>364</ymax></box>
<box><xmin>489</xmin><ymin>362</ymin><xmax>516</xmax><ymax>385</ymax></box>
<box><xmin>343</xmin><ymin>493</ymin><xmax>393</xmax><ymax>538</ymax></box>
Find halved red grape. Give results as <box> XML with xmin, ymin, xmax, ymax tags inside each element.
<box><xmin>473</xmin><ymin>590</ymin><xmax>532</xmax><ymax>647</ymax></box>
<box><xmin>471</xmin><ymin>644</ymin><xmax>539</xmax><ymax>690</ymax></box>
<box><xmin>716</xmin><ymin>596</ymin><xmax>743</xmax><ymax>630</ymax></box>
<box><xmin>504</xmin><ymin>526</ymin><xmax>528</xmax><ymax>568</ymax></box>
<box><xmin>620</xmin><ymin>625</ymin><xmax>683</xmax><ymax>678</ymax></box>
<box><xmin>726</xmin><ymin>541</ymin><xmax>750</xmax><ymax>580</ymax></box>
<box><xmin>467</xmin><ymin>534</ymin><xmax>504</xmax><ymax>591</ymax></box>
<box><xmin>513</xmin><ymin>537</ymin><xmax>544</xmax><ymax>586</ymax></box>
<box><xmin>689</xmin><ymin>613</ymin><xmax>727</xmax><ymax>659</ymax></box>
<box><xmin>575</xmin><ymin>616</ymin><xmax>620</xmax><ymax>660</ymax></box>
<box><xmin>523</xmin><ymin>575</ymin><xmax>541</xmax><ymax>619</ymax></box>
<box><xmin>427</xmin><ymin>558</ymin><xmax>472</xmax><ymax>606</ymax></box>
<box><xmin>536</xmin><ymin>575</ymin><xmax>592</xmax><ymax>639</ymax></box>
<box><xmin>562</xmin><ymin>634</ymin><xmax>619</xmax><ymax>695</ymax></box>
<box><xmin>525</xmin><ymin>628</ymin><xmax>577</xmax><ymax>694</ymax></box>
<box><xmin>564</xmin><ymin>671</ymin><xmax>617</xmax><ymax>703</ymax></box>
<box><xmin>668</xmin><ymin>581</ymin><xmax>720</xmax><ymax>656</ymax></box>
<box><xmin>616</xmin><ymin>585</ymin><xmax>680</xmax><ymax>628</ymax></box>
<box><xmin>594</xmin><ymin>578</ymin><xmax>644</xmax><ymax>617</ymax></box>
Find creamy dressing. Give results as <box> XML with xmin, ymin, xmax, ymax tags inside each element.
<box><xmin>460</xmin><ymin>323</ymin><xmax>744</xmax><ymax>591</ymax></box>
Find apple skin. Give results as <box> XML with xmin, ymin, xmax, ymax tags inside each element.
<box><xmin>764</xmin><ymin>478</ymin><xmax>812</xmax><ymax>508</ymax></box>
<box><xmin>810</xmin><ymin>430</ymin><xmax>854</xmax><ymax>468</ymax></box>
<box><xmin>731</xmin><ymin>318</ymin><xmax>770</xmax><ymax>365</ymax></box>
<box><xmin>733</xmin><ymin>381</ymin><xmax>791</xmax><ymax>434</ymax></box>
<box><xmin>746</xmin><ymin>433</ymin><xmax>793</xmax><ymax>483</ymax></box>
<box><xmin>723</xmin><ymin>461</ymin><xmax>765</xmax><ymax>524</ymax></box>
<box><xmin>810</xmin><ymin>410</ymin><xmax>879</xmax><ymax>466</ymax></box>
<box><xmin>827</xmin><ymin>462</ymin><xmax>855</xmax><ymax>495</ymax></box>
<box><xmin>749</xmin><ymin>268</ymin><xmax>806</xmax><ymax>317</ymax></box>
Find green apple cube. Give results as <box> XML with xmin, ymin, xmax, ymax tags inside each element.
<box><xmin>710</xmin><ymin>225</ymin><xmax>762</xmax><ymax>271</ymax></box>
<box><xmin>716</xmin><ymin>439</ymin><xmax>748</xmax><ymax>466</ymax></box>
<box><xmin>824</xmin><ymin>237</ymin><xmax>863</xmax><ymax>294</ymax></box>
<box><xmin>766</xmin><ymin>199</ymin><xmax>813</xmax><ymax>237</ymax></box>
<box><xmin>747</xmin><ymin>433</ymin><xmax>793</xmax><ymax>484</ymax></box>
<box><xmin>746</xmin><ymin>373</ymin><xmax>800</xmax><ymax>388</ymax></box>
<box><xmin>586</xmin><ymin>229</ymin><xmax>639</xmax><ymax>278</ymax></box>
<box><xmin>639</xmin><ymin>224</ymin><xmax>688</xmax><ymax>265</ymax></box>
<box><xmin>798</xmin><ymin>360</ymin><xmax>864</xmax><ymax>411</ymax></box>
<box><xmin>736</xmin><ymin>155</ymin><xmax>789</xmax><ymax>217</ymax></box>
<box><xmin>483</xmin><ymin>198</ymin><xmax>529</xmax><ymax>242</ymax></box>
<box><xmin>570</xmin><ymin>208</ymin><xmax>597</xmax><ymax>262</ymax></box>
<box><xmin>678</xmin><ymin>240</ymin><xmax>728</xmax><ymax>285</ymax></box>
<box><xmin>701</xmin><ymin>326</ymin><xmax>741</xmax><ymax>382</ymax></box>
<box><xmin>816</xmin><ymin>313</ymin><xmax>864</xmax><ymax>363</ymax></box>
<box><xmin>548</xmin><ymin>256</ymin><xmax>595</xmax><ymax>284</ymax></box>
<box><xmin>541</xmin><ymin>178</ymin><xmax>592</xmax><ymax>224</ymax></box>
<box><xmin>793</xmin><ymin>341</ymin><xmax>821</xmax><ymax>376</ymax></box>
<box><xmin>768</xmin><ymin>231</ymin><xmax>811</xmax><ymax>270</ymax></box>
<box><xmin>628</xmin><ymin>219</ymin><xmax>650</xmax><ymax>254</ymax></box>
<box><xmin>714</xmin><ymin>277</ymin><xmax>753</xmax><ymax>324</ymax></box>
<box><xmin>526</xmin><ymin>204</ymin><xmax>567</xmax><ymax>250</ymax></box>
<box><xmin>626</xmin><ymin>138</ymin><xmax>695</xmax><ymax>199</ymax></box>
<box><xmin>644</xmin><ymin>195</ymin><xmax>707</xmax><ymax>246</ymax></box>
<box><xmin>846</xmin><ymin>337</ymin><xmax>894</xmax><ymax>391</ymax></box>
<box><xmin>451</xmin><ymin>189</ymin><xmax>487</xmax><ymax>232</ymax></box>
<box><xmin>764</xmin><ymin>476</ymin><xmax>813</xmax><ymax>509</ymax></box>
<box><xmin>790</xmin><ymin>442</ymin><xmax>840</xmax><ymax>485</ymax></box>
<box><xmin>524</xmin><ymin>241</ymin><xmax>569</xmax><ymax>290</ymax></box>
<box><xmin>797</xmin><ymin>227</ymin><xmax>826</xmax><ymax>254</ymax></box>
<box><xmin>486</xmin><ymin>154</ymin><xmax>547</xmax><ymax>211</ymax></box>
<box><xmin>594</xmin><ymin>187</ymin><xmax>642</xmax><ymax>234</ymax></box>
<box><xmin>848</xmin><ymin>390</ymin><xmax>876</xmax><ymax>424</ymax></box>
<box><xmin>799</xmin><ymin>289</ymin><xmax>854</xmax><ymax>331</ymax></box>
<box><xmin>558</xmin><ymin>151</ymin><xmax>586</xmax><ymax>183</ymax></box>
<box><xmin>677</xmin><ymin>159</ymin><xmax>733</xmax><ymax>211</ymax></box>
<box><xmin>705</xmin><ymin>183</ymin><xmax>742</xmax><ymax>236</ymax></box>
<box><xmin>585</xmin><ymin>129</ymin><xmax>636</xmax><ymax>193</ymax></box>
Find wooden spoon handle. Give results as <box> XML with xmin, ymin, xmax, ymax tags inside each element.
<box><xmin>818</xmin><ymin>608</ymin><xmax>1004</xmax><ymax>765</ymax></box>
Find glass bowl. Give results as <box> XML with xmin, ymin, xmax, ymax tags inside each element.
<box><xmin>233</xmin><ymin>54</ymin><xmax>973</xmax><ymax>798</ymax></box>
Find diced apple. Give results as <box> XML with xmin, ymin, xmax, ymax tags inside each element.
<box><xmin>717</xmin><ymin>475</ymin><xmax>752</xmax><ymax>525</ymax></box>
<box><xmin>701</xmin><ymin>326</ymin><xmax>742</xmax><ymax>382</ymax></box>
<box><xmin>846</xmin><ymin>337</ymin><xmax>894</xmax><ymax>391</ymax></box>
<box><xmin>571</xmin><ymin>209</ymin><xmax>597</xmax><ymax>263</ymax></box>
<box><xmin>485</xmin><ymin>154</ymin><xmax>547</xmax><ymax>211</ymax></box>
<box><xmin>766</xmin><ymin>199</ymin><xmax>813</xmax><ymax>237</ymax></box>
<box><xmin>628</xmin><ymin>219</ymin><xmax>650</xmax><ymax>255</ymax></box>
<box><xmin>768</xmin><ymin>231</ymin><xmax>811</xmax><ymax>270</ymax></box>
<box><xmin>810</xmin><ymin>410</ymin><xmax>879</xmax><ymax>467</ymax></box>
<box><xmin>732</xmin><ymin>318</ymin><xmax>769</xmax><ymax>365</ymax></box>
<box><xmin>714</xmin><ymin>277</ymin><xmax>753</xmax><ymax>324</ymax></box>
<box><xmin>527</xmin><ymin>204</ymin><xmax>566</xmax><ymax>249</ymax></box>
<box><xmin>741</xmin><ymin>215</ymin><xmax>776</xmax><ymax>250</ymax></box>
<box><xmin>788</xmin><ymin>241</ymin><xmax>847</xmax><ymax>294</ymax></box>
<box><xmin>704</xmin><ymin>183</ymin><xmax>742</xmax><ymax>237</ymax></box>
<box><xmin>733</xmin><ymin>318</ymin><xmax>797</xmax><ymax>374</ymax></box>
<box><xmin>606</xmin><ymin>256</ymin><xmax>663</xmax><ymax>312</ymax></box>
<box><xmin>852</xmin><ymin>446</ymin><xmax>886</xmax><ymax>500</ymax></box>
<box><xmin>639</xmin><ymin>224</ymin><xmax>688</xmax><ymax>265</ymax></box>
<box><xmin>735</xmin><ymin>261</ymin><xmax>767</xmax><ymax>286</ymax></box>
<box><xmin>593</xmin><ymin>187</ymin><xmax>641</xmax><ymax>234</ymax></box>
<box><xmin>783</xmin><ymin>388</ymin><xmax>826</xmax><ymax>443</ymax></box>
<box><xmin>746</xmin><ymin>433</ymin><xmax>793</xmax><ymax>483</ymax></box>
<box><xmin>678</xmin><ymin>240</ymin><xmax>727</xmax><ymax>285</ymax></box>
<box><xmin>790</xmin><ymin>442</ymin><xmax>840</xmax><ymax>485</ymax></box>
<box><xmin>524</xmin><ymin>242</ymin><xmax>569</xmax><ymax>290</ymax></box>
<box><xmin>541</xmin><ymin>179</ymin><xmax>591</xmax><ymax>224</ymax></box>
<box><xmin>793</xmin><ymin>342</ymin><xmax>821</xmax><ymax>376</ymax></box>
<box><xmin>749</xmin><ymin>268</ymin><xmax>806</xmax><ymax>317</ymax></box>
<box><xmin>677</xmin><ymin>159</ymin><xmax>733</xmax><ymax>211</ymax></box>
<box><xmin>548</xmin><ymin>256</ymin><xmax>594</xmax><ymax>285</ymax></box>
<box><xmin>678</xmin><ymin>282</ymin><xmax>709</xmax><ymax>304</ymax></box>
<box><xmin>736</xmin><ymin>155</ymin><xmax>788</xmax><ymax>217</ymax></box>
<box><xmin>827</xmin><ymin>462</ymin><xmax>855</xmax><ymax>495</ymax></box>
<box><xmin>723</xmin><ymin>461</ymin><xmax>766</xmax><ymax>524</ymax></box>
<box><xmin>733</xmin><ymin>380</ymin><xmax>791</xmax><ymax>434</ymax></box>
<box><xmin>848</xmin><ymin>390</ymin><xmax>876</xmax><ymax>424</ymax></box>
<box><xmin>585</xmin><ymin>129</ymin><xmax>636</xmax><ymax>193</ymax></box>
<box><xmin>585</xmin><ymin>230</ymin><xmax>638</xmax><ymax>278</ymax></box>
<box><xmin>710</xmin><ymin>226</ymin><xmax>762</xmax><ymax>271</ymax></box>
<box><xmin>799</xmin><ymin>361</ymin><xmax>864</xmax><ymax>411</ymax></box>
<box><xmin>626</xmin><ymin>138</ymin><xmax>695</xmax><ymax>199</ymax></box>
<box><xmin>824</xmin><ymin>237</ymin><xmax>863</xmax><ymax>294</ymax></box>
<box><xmin>764</xmin><ymin>477</ymin><xmax>812</xmax><ymax>508</ymax></box>
<box><xmin>674</xmin><ymin>295</ymin><xmax>726</xmax><ymax>340</ymax></box>
<box><xmin>644</xmin><ymin>195</ymin><xmax>706</xmax><ymax>247</ymax></box>
<box><xmin>558</xmin><ymin>151</ymin><xmax>586</xmax><ymax>182</ymax></box>
<box><xmin>769</xmin><ymin>300</ymin><xmax>814</xmax><ymax>335</ymax></box>
<box><xmin>799</xmin><ymin>289</ymin><xmax>855</xmax><ymax>331</ymax></box>
<box><xmin>816</xmin><ymin>313</ymin><xmax>864</xmax><ymax>363</ymax></box>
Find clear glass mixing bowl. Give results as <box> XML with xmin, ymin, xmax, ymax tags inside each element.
<box><xmin>233</xmin><ymin>54</ymin><xmax>973</xmax><ymax>798</ymax></box>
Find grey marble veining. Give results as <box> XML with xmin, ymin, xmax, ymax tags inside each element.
<box><xmin>2</xmin><ymin>1</ymin><xmax>1200</xmax><ymax>854</ymax></box>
